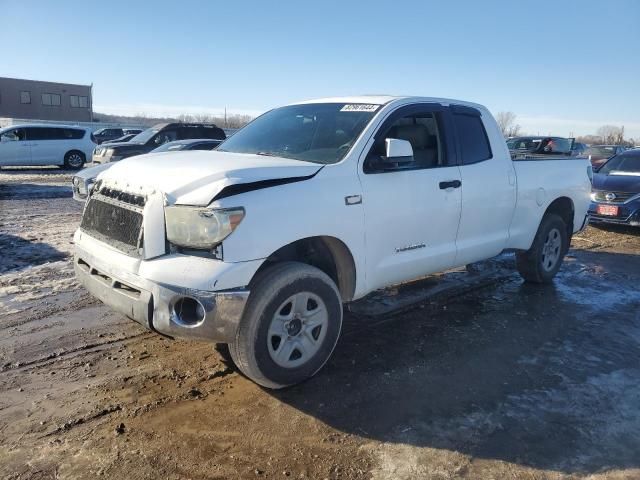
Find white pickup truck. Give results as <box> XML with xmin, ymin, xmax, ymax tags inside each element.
<box><xmin>74</xmin><ymin>96</ymin><xmax>591</xmax><ymax>388</ymax></box>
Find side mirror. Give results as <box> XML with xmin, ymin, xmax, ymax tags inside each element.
<box><xmin>384</xmin><ymin>138</ymin><xmax>413</xmax><ymax>162</ymax></box>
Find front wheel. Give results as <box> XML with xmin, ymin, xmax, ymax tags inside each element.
<box><xmin>229</xmin><ymin>262</ymin><xmax>343</xmax><ymax>389</ymax></box>
<box><xmin>516</xmin><ymin>213</ymin><xmax>569</xmax><ymax>283</ymax></box>
<box><xmin>64</xmin><ymin>150</ymin><xmax>85</xmax><ymax>169</ymax></box>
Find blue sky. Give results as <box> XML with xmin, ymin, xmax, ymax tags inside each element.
<box><xmin>1</xmin><ymin>0</ymin><xmax>639</xmax><ymax>137</ymax></box>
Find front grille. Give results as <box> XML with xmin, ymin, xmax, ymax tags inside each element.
<box><xmin>80</xmin><ymin>187</ymin><xmax>146</xmax><ymax>256</ymax></box>
<box><xmin>592</xmin><ymin>191</ymin><xmax>638</xmax><ymax>203</ymax></box>
<box><xmin>99</xmin><ymin>186</ymin><xmax>146</xmax><ymax>207</ymax></box>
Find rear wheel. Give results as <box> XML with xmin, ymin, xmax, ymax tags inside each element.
<box><xmin>516</xmin><ymin>213</ymin><xmax>568</xmax><ymax>283</ymax></box>
<box><xmin>229</xmin><ymin>262</ymin><xmax>343</xmax><ymax>389</ymax></box>
<box><xmin>64</xmin><ymin>150</ymin><xmax>85</xmax><ymax>169</ymax></box>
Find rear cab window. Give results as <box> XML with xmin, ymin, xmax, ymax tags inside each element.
<box><xmin>451</xmin><ymin>107</ymin><xmax>492</xmax><ymax>165</ymax></box>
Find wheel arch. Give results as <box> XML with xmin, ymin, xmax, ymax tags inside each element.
<box><xmin>544</xmin><ymin>196</ymin><xmax>575</xmax><ymax>239</ymax></box>
<box><xmin>252</xmin><ymin>236</ymin><xmax>357</xmax><ymax>302</ymax></box>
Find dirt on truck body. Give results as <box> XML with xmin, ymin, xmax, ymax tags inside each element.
<box><xmin>1</xmin><ymin>168</ymin><xmax>640</xmax><ymax>479</ymax></box>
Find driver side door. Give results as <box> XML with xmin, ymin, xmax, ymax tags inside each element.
<box><xmin>357</xmin><ymin>103</ymin><xmax>462</xmax><ymax>291</ymax></box>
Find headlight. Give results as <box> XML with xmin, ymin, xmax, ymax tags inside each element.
<box><xmin>165</xmin><ymin>206</ymin><xmax>245</xmax><ymax>249</ymax></box>
<box><xmin>590</xmin><ymin>192</ymin><xmax>597</xmax><ymax>201</ymax></box>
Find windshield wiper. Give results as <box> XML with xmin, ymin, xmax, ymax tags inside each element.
<box><xmin>256</xmin><ymin>151</ymin><xmax>279</xmax><ymax>157</ymax></box>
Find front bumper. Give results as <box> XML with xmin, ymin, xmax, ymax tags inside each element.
<box><xmin>74</xmin><ymin>232</ymin><xmax>262</xmax><ymax>343</ymax></box>
<box><xmin>588</xmin><ymin>201</ymin><xmax>640</xmax><ymax>227</ymax></box>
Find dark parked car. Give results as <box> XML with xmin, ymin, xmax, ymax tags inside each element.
<box><xmin>585</xmin><ymin>145</ymin><xmax>627</xmax><ymax>169</ymax></box>
<box><xmin>589</xmin><ymin>149</ymin><xmax>640</xmax><ymax>227</ymax></box>
<box><xmin>91</xmin><ymin>123</ymin><xmax>226</xmax><ymax>164</ymax></box>
<box><xmin>507</xmin><ymin>136</ymin><xmax>575</xmax><ymax>159</ymax></box>
<box><xmin>150</xmin><ymin>138</ymin><xmax>223</xmax><ymax>153</ymax></box>
<box><xmin>92</xmin><ymin>127</ymin><xmax>143</xmax><ymax>144</ymax></box>
<box><xmin>102</xmin><ymin>133</ymin><xmax>137</xmax><ymax>144</ymax></box>
<box><xmin>571</xmin><ymin>142</ymin><xmax>588</xmax><ymax>156</ymax></box>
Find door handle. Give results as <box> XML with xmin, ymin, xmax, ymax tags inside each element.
<box><xmin>439</xmin><ymin>180</ymin><xmax>462</xmax><ymax>190</ymax></box>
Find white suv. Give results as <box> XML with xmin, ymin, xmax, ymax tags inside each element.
<box><xmin>0</xmin><ymin>124</ymin><xmax>95</xmax><ymax>169</ymax></box>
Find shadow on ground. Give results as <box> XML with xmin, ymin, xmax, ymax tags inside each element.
<box><xmin>267</xmin><ymin>250</ymin><xmax>640</xmax><ymax>475</ymax></box>
<box><xmin>0</xmin><ymin>233</ymin><xmax>68</xmax><ymax>273</ymax></box>
<box><xmin>590</xmin><ymin>222</ymin><xmax>640</xmax><ymax>236</ymax></box>
<box><xmin>0</xmin><ymin>183</ymin><xmax>71</xmax><ymax>200</ymax></box>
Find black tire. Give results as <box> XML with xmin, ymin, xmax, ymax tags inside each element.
<box><xmin>229</xmin><ymin>262</ymin><xmax>343</xmax><ymax>389</ymax></box>
<box><xmin>64</xmin><ymin>150</ymin><xmax>85</xmax><ymax>169</ymax></box>
<box><xmin>516</xmin><ymin>213</ymin><xmax>568</xmax><ymax>283</ymax></box>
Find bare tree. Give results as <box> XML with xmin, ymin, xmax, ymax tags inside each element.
<box><xmin>596</xmin><ymin>125</ymin><xmax>625</xmax><ymax>144</ymax></box>
<box><xmin>495</xmin><ymin>111</ymin><xmax>521</xmax><ymax>138</ymax></box>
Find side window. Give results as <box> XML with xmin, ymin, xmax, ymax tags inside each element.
<box><xmin>200</xmin><ymin>127</ymin><xmax>226</xmax><ymax>140</ymax></box>
<box><xmin>177</xmin><ymin>126</ymin><xmax>196</xmax><ymax>140</ymax></box>
<box><xmin>20</xmin><ymin>91</ymin><xmax>31</xmax><ymax>104</ymax></box>
<box><xmin>153</xmin><ymin>129</ymin><xmax>178</xmax><ymax>145</ymax></box>
<box><xmin>365</xmin><ymin>110</ymin><xmax>445</xmax><ymax>173</ymax></box>
<box><xmin>62</xmin><ymin>128</ymin><xmax>85</xmax><ymax>139</ymax></box>
<box><xmin>25</xmin><ymin>128</ymin><xmax>50</xmax><ymax>141</ymax></box>
<box><xmin>1</xmin><ymin>128</ymin><xmax>25</xmax><ymax>142</ymax></box>
<box><xmin>49</xmin><ymin>128</ymin><xmax>66</xmax><ymax>140</ymax></box>
<box><xmin>453</xmin><ymin>113</ymin><xmax>492</xmax><ymax>165</ymax></box>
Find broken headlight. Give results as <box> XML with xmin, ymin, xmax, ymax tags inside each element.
<box><xmin>165</xmin><ymin>206</ymin><xmax>245</xmax><ymax>249</ymax></box>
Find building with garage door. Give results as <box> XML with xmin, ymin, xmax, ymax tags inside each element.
<box><xmin>0</xmin><ymin>77</ymin><xmax>93</xmax><ymax>123</ymax></box>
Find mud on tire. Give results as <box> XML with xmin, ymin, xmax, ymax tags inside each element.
<box><xmin>229</xmin><ymin>262</ymin><xmax>343</xmax><ymax>389</ymax></box>
<box><xmin>516</xmin><ymin>213</ymin><xmax>569</xmax><ymax>283</ymax></box>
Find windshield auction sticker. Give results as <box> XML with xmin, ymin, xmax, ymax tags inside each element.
<box><xmin>340</xmin><ymin>104</ymin><xmax>380</xmax><ymax>112</ymax></box>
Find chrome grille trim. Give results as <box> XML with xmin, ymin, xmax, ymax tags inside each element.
<box><xmin>592</xmin><ymin>190</ymin><xmax>640</xmax><ymax>204</ymax></box>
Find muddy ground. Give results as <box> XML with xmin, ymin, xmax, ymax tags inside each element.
<box><xmin>1</xmin><ymin>167</ymin><xmax>639</xmax><ymax>480</ymax></box>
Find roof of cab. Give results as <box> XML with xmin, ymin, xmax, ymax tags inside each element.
<box><xmin>293</xmin><ymin>95</ymin><xmax>487</xmax><ymax>111</ymax></box>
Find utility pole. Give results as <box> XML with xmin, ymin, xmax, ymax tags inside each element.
<box><xmin>90</xmin><ymin>82</ymin><xmax>94</xmax><ymax>122</ymax></box>
<box><xmin>224</xmin><ymin>107</ymin><xmax>227</xmax><ymax>128</ymax></box>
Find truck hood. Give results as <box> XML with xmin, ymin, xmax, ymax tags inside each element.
<box><xmin>97</xmin><ymin>150</ymin><xmax>323</xmax><ymax>205</ymax></box>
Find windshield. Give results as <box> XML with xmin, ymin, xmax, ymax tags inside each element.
<box><xmin>130</xmin><ymin>128</ymin><xmax>159</xmax><ymax>144</ymax></box>
<box><xmin>217</xmin><ymin>103</ymin><xmax>379</xmax><ymax>164</ymax></box>
<box><xmin>598</xmin><ymin>153</ymin><xmax>640</xmax><ymax>175</ymax></box>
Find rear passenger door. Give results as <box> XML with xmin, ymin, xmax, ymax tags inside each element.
<box><xmin>25</xmin><ymin>127</ymin><xmax>54</xmax><ymax>165</ymax></box>
<box><xmin>452</xmin><ymin>105</ymin><xmax>516</xmax><ymax>266</ymax></box>
<box><xmin>358</xmin><ymin>103</ymin><xmax>463</xmax><ymax>291</ymax></box>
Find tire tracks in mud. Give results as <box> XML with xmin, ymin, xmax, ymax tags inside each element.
<box><xmin>37</xmin><ymin>365</ymin><xmax>237</xmax><ymax>439</ymax></box>
<box><xmin>1</xmin><ymin>331</ymin><xmax>154</xmax><ymax>373</ymax></box>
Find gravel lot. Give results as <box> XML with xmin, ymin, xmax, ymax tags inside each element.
<box><xmin>1</xmin><ymin>168</ymin><xmax>639</xmax><ymax>480</ymax></box>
